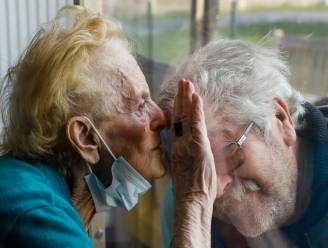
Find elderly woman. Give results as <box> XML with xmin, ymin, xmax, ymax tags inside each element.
<box><xmin>0</xmin><ymin>5</ymin><xmax>216</xmax><ymax>248</ymax></box>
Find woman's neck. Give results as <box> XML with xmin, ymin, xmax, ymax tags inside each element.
<box><xmin>66</xmin><ymin>166</ymin><xmax>96</xmax><ymax>230</ymax></box>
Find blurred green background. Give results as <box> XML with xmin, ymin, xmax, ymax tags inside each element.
<box><xmin>105</xmin><ymin>1</ymin><xmax>328</xmax><ymax>97</ymax></box>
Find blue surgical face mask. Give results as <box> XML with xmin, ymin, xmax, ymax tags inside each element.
<box><xmin>83</xmin><ymin>117</ymin><xmax>151</xmax><ymax>212</ymax></box>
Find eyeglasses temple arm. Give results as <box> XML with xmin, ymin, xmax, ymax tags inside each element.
<box><xmin>236</xmin><ymin>121</ymin><xmax>255</xmax><ymax>147</ymax></box>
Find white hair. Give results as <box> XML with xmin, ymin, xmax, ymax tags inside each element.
<box><xmin>159</xmin><ymin>39</ymin><xmax>305</xmax><ymax>138</ymax></box>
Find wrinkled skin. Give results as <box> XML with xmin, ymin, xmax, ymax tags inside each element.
<box><xmin>66</xmin><ymin>43</ymin><xmax>166</xmax><ymax>228</ymax></box>
<box><xmin>170</xmin><ymin>79</ymin><xmax>217</xmax><ymax>248</ymax></box>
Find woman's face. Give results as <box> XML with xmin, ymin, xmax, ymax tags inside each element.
<box><xmin>97</xmin><ymin>51</ymin><xmax>166</xmax><ymax>180</ymax></box>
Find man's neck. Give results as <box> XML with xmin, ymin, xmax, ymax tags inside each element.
<box><xmin>285</xmin><ymin>136</ymin><xmax>313</xmax><ymax>225</ymax></box>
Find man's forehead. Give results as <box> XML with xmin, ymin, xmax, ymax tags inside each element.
<box><xmin>207</xmin><ymin>123</ymin><xmax>237</xmax><ymax>140</ymax></box>
<box><xmin>205</xmin><ymin>110</ymin><xmax>238</xmax><ymax>139</ymax></box>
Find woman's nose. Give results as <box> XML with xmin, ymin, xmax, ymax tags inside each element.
<box><xmin>150</xmin><ymin>103</ymin><xmax>166</xmax><ymax>132</ymax></box>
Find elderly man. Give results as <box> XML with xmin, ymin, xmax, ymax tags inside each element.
<box><xmin>160</xmin><ymin>39</ymin><xmax>328</xmax><ymax>248</ymax></box>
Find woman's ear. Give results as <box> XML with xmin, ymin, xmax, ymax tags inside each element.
<box><xmin>66</xmin><ymin>116</ymin><xmax>100</xmax><ymax>164</ymax></box>
<box><xmin>274</xmin><ymin>96</ymin><xmax>296</xmax><ymax>147</ymax></box>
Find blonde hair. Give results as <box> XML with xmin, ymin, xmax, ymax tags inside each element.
<box><xmin>0</xmin><ymin>5</ymin><xmax>125</xmax><ymax>167</ymax></box>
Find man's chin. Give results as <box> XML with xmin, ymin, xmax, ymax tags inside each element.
<box><xmin>213</xmin><ymin>202</ymin><xmax>272</xmax><ymax>238</ymax></box>
<box><xmin>212</xmin><ymin>207</ymin><xmax>230</xmax><ymax>224</ymax></box>
<box><xmin>232</xmin><ymin>219</ymin><xmax>268</xmax><ymax>238</ymax></box>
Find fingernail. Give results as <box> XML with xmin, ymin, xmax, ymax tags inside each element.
<box><xmin>178</xmin><ymin>80</ymin><xmax>183</xmax><ymax>91</ymax></box>
<box><xmin>183</xmin><ymin>80</ymin><xmax>189</xmax><ymax>89</ymax></box>
<box><xmin>192</xmin><ymin>93</ymin><xmax>197</xmax><ymax>101</ymax></box>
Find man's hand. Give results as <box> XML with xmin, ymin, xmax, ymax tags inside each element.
<box><xmin>170</xmin><ymin>79</ymin><xmax>217</xmax><ymax>248</ymax></box>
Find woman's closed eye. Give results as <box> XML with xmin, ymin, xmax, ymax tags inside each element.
<box><xmin>134</xmin><ymin>99</ymin><xmax>151</xmax><ymax>119</ymax></box>
<box><xmin>138</xmin><ymin>94</ymin><xmax>152</xmax><ymax>111</ymax></box>
<box><xmin>138</xmin><ymin>100</ymin><xmax>146</xmax><ymax>111</ymax></box>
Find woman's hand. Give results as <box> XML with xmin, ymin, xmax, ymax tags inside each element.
<box><xmin>170</xmin><ymin>79</ymin><xmax>217</xmax><ymax>248</ymax></box>
<box><xmin>171</xmin><ymin>79</ymin><xmax>217</xmax><ymax>204</ymax></box>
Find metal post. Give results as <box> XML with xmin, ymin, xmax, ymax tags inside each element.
<box><xmin>147</xmin><ymin>0</ymin><xmax>154</xmax><ymax>92</ymax></box>
<box><xmin>147</xmin><ymin>0</ymin><xmax>153</xmax><ymax>61</ymax></box>
<box><xmin>203</xmin><ymin>0</ymin><xmax>218</xmax><ymax>45</ymax></box>
<box><xmin>229</xmin><ymin>0</ymin><xmax>237</xmax><ymax>39</ymax></box>
<box><xmin>191</xmin><ymin>0</ymin><xmax>204</xmax><ymax>53</ymax></box>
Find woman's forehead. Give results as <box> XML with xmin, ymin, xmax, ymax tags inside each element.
<box><xmin>115</xmin><ymin>68</ymin><xmax>149</xmax><ymax>97</ymax></box>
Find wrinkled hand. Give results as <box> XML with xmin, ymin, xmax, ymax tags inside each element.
<box><xmin>171</xmin><ymin>79</ymin><xmax>217</xmax><ymax>204</ymax></box>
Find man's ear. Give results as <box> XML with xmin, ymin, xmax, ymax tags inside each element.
<box><xmin>66</xmin><ymin>116</ymin><xmax>100</xmax><ymax>164</ymax></box>
<box><xmin>274</xmin><ymin>96</ymin><xmax>296</xmax><ymax>146</ymax></box>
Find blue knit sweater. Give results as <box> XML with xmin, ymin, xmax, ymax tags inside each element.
<box><xmin>0</xmin><ymin>155</ymin><xmax>94</xmax><ymax>247</ymax></box>
<box><xmin>281</xmin><ymin>102</ymin><xmax>328</xmax><ymax>248</ymax></box>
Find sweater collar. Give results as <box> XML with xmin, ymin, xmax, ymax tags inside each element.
<box><xmin>283</xmin><ymin>102</ymin><xmax>328</xmax><ymax>235</ymax></box>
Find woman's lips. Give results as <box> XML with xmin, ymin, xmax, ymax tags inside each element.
<box><xmin>153</xmin><ymin>143</ymin><xmax>162</xmax><ymax>150</ymax></box>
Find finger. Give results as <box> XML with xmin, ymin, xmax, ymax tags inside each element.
<box><xmin>172</xmin><ymin>80</ymin><xmax>185</xmax><ymax>138</ymax></box>
<box><xmin>191</xmin><ymin>93</ymin><xmax>208</xmax><ymax>143</ymax></box>
<box><xmin>171</xmin><ymin>93</ymin><xmax>182</xmax><ymax>140</ymax></box>
<box><xmin>182</xmin><ymin>80</ymin><xmax>194</xmax><ymax>135</ymax></box>
<box><xmin>174</xmin><ymin>79</ymin><xmax>184</xmax><ymax>123</ymax></box>
<box><xmin>172</xmin><ymin>92</ymin><xmax>177</xmax><ymax>126</ymax></box>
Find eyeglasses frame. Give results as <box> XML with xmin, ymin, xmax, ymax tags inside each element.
<box><xmin>221</xmin><ymin>121</ymin><xmax>255</xmax><ymax>153</ymax></box>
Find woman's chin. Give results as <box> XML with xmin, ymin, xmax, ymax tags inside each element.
<box><xmin>151</xmin><ymin>163</ymin><xmax>166</xmax><ymax>179</ymax></box>
<box><xmin>150</xmin><ymin>150</ymin><xmax>166</xmax><ymax>178</ymax></box>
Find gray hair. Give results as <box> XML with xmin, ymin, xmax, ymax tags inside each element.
<box><xmin>159</xmin><ymin>39</ymin><xmax>305</xmax><ymax>138</ymax></box>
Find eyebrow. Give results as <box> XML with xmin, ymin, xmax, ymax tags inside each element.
<box><xmin>219</xmin><ymin>129</ymin><xmax>235</xmax><ymax>141</ymax></box>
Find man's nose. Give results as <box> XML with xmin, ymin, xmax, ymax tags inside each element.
<box><xmin>150</xmin><ymin>103</ymin><xmax>166</xmax><ymax>132</ymax></box>
<box><xmin>216</xmin><ymin>173</ymin><xmax>233</xmax><ymax>198</ymax></box>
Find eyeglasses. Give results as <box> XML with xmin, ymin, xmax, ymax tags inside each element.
<box><xmin>219</xmin><ymin>122</ymin><xmax>255</xmax><ymax>171</ymax></box>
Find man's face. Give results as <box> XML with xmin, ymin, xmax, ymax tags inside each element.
<box><xmin>206</xmin><ymin>108</ymin><xmax>298</xmax><ymax>237</ymax></box>
<box><xmin>97</xmin><ymin>47</ymin><xmax>166</xmax><ymax>180</ymax></box>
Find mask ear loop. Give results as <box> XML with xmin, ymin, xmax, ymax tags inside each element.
<box><xmin>85</xmin><ymin>162</ymin><xmax>93</xmax><ymax>174</ymax></box>
<box><xmin>83</xmin><ymin>116</ymin><xmax>118</xmax><ymax>161</ymax></box>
